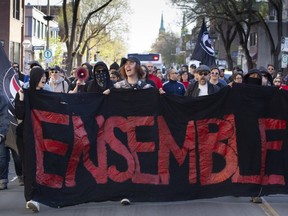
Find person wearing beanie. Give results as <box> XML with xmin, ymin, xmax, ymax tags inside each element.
<box><xmin>185</xmin><ymin>64</ymin><xmax>220</xmax><ymax>97</ymax></box>
<box><xmin>86</xmin><ymin>61</ymin><xmax>113</xmax><ymax>94</ymax></box>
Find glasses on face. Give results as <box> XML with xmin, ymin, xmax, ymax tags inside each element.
<box><xmin>51</xmin><ymin>70</ymin><xmax>58</xmax><ymax>74</ymax></box>
<box><xmin>211</xmin><ymin>72</ymin><xmax>219</xmax><ymax>75</ymax></box>
<box><xmin>198</xmin><ymin>71</ymin><xmax>209</xmax><ymax>76</ymax></box>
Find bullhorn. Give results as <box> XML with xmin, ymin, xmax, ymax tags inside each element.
<box><xmin>76</xmin><ymin>67</ymin><xmax>89</xmax><ymax>81</ymax></box>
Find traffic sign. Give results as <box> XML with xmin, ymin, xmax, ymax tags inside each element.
<box><xmin>33</xmin><ymin>46</ymin><xmax>45</xmax><ymax>51</ymax></box>
<box><xmin>43</xmin><ymin>49</ymin><xmax>53</xmax><ymax>63</ymax></box>
<box><xmin>281</xmin><ymin>53</ymin><xmax>288</xmax><ymax>68</ymax></box>
<box><xmin>281</xmin><ymin>37</ymin><xmax>288</xmax><ymax>52</ymax></box>
<box><xmin>22</xmin><ymin>40</ymin><xmax>31</xmax><ymax>49</ymax></box>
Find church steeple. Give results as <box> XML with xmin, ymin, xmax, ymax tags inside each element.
<box><xmin>159</xmin><ymin>12</ymin><xmax>165</xmax><ymax>35</ymax></box>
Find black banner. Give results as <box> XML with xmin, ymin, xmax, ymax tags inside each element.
<box><xmin>24</xmin><ymin>85</ymin><xmax>288</xmax><ymax>208</ymax></box>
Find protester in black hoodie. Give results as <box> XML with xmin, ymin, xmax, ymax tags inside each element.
<box><xmin>243</xmin><ymin>68</ymin><xmax>262</xmax><ymax>86</ymax></box>
<box><xmin>15</xmin><ymin>67</ymin><xmax>49</xmax><ymax>213</ymax></box>
<box><xmin>86</xmin><ymin>61</ymin><xmax>113</xmax><ymax>94</ymax></box>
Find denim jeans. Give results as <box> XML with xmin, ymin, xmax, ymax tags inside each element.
<box><xmin>0</xmin><ymin>141</ymin><xmax>9</xmax><ymax>184</ymax></box>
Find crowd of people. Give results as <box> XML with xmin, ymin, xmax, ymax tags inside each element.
<box><xmin>1</xmin><ymin>57</ymin><xmax>287</xmax><ymax>212</ymax></box>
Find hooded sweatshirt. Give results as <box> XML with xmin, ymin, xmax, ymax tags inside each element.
<box><xmin>243</xmin><ymin>68</ymin><xmax>262</xmax><ymax>86</ymax></box>
<box><xmin>86</xmin><ymin>61</ymin><xmax>113</xmax><ymax>93</ymax></box>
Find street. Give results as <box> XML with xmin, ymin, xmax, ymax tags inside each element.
<box><xmin>0</xmin><ymin>160</ymin><xmax>287</xmax><ymax>216</ymax></box>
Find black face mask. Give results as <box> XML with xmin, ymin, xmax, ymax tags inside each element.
<box><xmin>94</xmin><ymin>70</ymin><xmax>108</xmax><ymax>90</ymax></box>
<box><xmin>246</xmin><ymin>77</ymin><xmax>262</xmax><ymax>85</ymax></box>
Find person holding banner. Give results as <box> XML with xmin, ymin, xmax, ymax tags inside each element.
<box><xmin>114</xmin><ymin>57</ymin><xmax>152</xmax><ymax>90</ymax></box>
<box><xmin>15</xmin><ymin>67</ymin><xmax>49</xmax><ymax>213</ymax></box>
<box><xmin>86</xmin><ymin>61</ymin><xmax>114</xmax><ymax>94</ymax></box>
<box><xmin>0</xmin><ymin>93</ymin><xmax>9</xmax><ymax>190</ymax></box>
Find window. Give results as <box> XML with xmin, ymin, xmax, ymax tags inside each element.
<box><xmin>12</xmin><ymin>0</ymin><xmax>20</xmax><ymax>20</ymax></box>
<box><xmin>33</xmin><ymin>18</ymin><xmax>37</xmax><ymax>37</ymax></box>
<box><xmin>41</xmin><ymin>23</ymin><xmax>44</xmax><ymax>39</ymax></box>
<box><xmin>9</xmin><ymin>42</ymin><xmax>20</xmax><ymax>63</ymax></box>
<box><xmin>249</xmin><ymin>32</ymin><xmax>257</xmax><ymax>46</ymax></box>
<box><xmin>37</xmin><ymin>20</ymin><xmax>41</xmax><ymax>38</ymax></box>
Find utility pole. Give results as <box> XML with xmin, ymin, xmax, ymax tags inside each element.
<box><xmin>43</xmin><ymin>0</ymin><xmax>53</xmax><ymax>66</ymax></box>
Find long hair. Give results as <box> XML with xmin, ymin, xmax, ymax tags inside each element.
<box><xmin>29</xmin><ymin>67</ymin><xmax>45</xmax><ymax>90</ymax></box>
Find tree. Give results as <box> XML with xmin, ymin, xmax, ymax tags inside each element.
<box><xmin>170</xmin><ymin>0</ymin><xmax>283</xmax><ymax>70</ymax></box>
<box><xmin>75</xmin><ymin>0</ymin><xmax>128</xmax><ymax>66</ymax></box>
<box><xmin>62</xmin><ymin>0</ymin><xmax>113</xmax><ymax>72</ymax></box>
<box><xmin>151</xmin><ymin>31</ymin><xmax>182</xmax><ymax>68</ymax></box>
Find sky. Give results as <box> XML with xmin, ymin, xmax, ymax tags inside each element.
<box><xmin>25</xmin><ymin>0</ymin><xmax>182</xmax><ymax>53</ymax></box>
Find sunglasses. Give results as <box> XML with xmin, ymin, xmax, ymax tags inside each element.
<box><xmin>51</xmin><ymin>71</ymin><xmax>58</xmax><ymax>73</ymax></box>
<box><xmin>96</xmin><ymin>69</ymin><xmax>106</xmax><ymax>73</ymax></box>
<box><xmin>198</xmin><ymin>72</ymin><xmax>209</xmax><ymax>76</ymax></box>
<box><xmin>211</xmin><ymin>72</ymin><xmax>219</xmax><ymax>75</ymax></box>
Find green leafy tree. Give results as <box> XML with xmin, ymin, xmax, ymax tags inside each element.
<box><xmin>75</xmin><ymin>0</ymin><xmax>128</xmax><ymax>66</ymax></box>
<box><xmin>62</xmin><ymin>0</ymin><xmax>113</xmax><ymax>72</ymax></box>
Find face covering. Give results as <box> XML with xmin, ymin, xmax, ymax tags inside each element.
<box><xmin>95</xmin><ymin>69</ymin><xmax>108</xmax><ymax>90</ymax></box>
<box><xmin>246</xmin><ymin>77</ymin><xmax>262</xmax><ymax>85</ymax></box>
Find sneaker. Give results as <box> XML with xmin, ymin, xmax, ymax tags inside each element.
<box><xmin>120</xmin><ymin>198</ymin><xmax>131</xmax><ymax>206</ymax></box>
<box><xmin>18</xmin><ymin>176</ymin><xmax>24</xmax><ymax>186</ymax></box>
<box><xmin>250</xmin><ymin>196</ymin><xmax>263</xmax><ymax>204</ymax></box>
<box><xmin>0</xmin><ymin>183</ymin><xmax>7</xmax><ymax>190</ymax></box>
<box><xmin>26</xmin><ymin>200</ymin><xmax>40</xmax><ymax>212</ymax></box>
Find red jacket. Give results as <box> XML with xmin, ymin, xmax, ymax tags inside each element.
<box><xmin>148</xmin><ymin>74</ymin><xmax>162</xmax><ymax>89</ymax></box>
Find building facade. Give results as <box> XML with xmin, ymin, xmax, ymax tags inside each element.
<box><xmin>0</xmin><ymin>0</ymin><xmax>25</xmax><ymax>66</ymax></box>
<box><xmin>24</xmin><ymin>4</ymin><xmax>59</xmax><ymax>73</ymax></box>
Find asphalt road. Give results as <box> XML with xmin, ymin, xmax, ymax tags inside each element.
<box><xmin>1</xmin><ymin>161</ymin><xmax>287</xmax><ymax>215</ymax></box>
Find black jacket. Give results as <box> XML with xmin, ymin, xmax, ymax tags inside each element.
<box><xmin>185</xmin><ymin>81</ymin><xmax>220</xmax><ymax>97</ymax></box>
